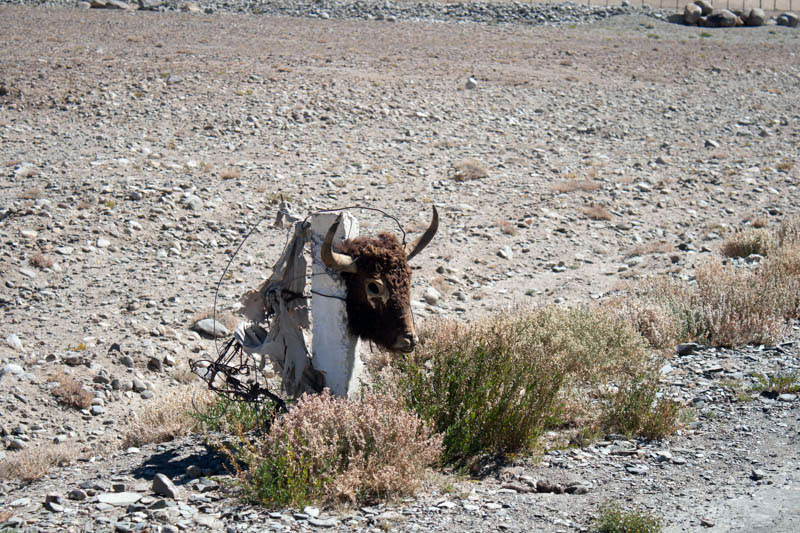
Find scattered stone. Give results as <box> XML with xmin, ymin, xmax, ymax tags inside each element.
<box><xmin>497</xmin><ymin>245</ymin><xmax>513</xmax><ymax>260</ymax></box>
<box><xmin>68</xmin><ymin>489</ymin><xmax>87</xmax><ymax>501</ymax></box>
<box><xmin>745</xmin><ymin>8</ymin><xmax>765</xmax><ymax>26</ymax></box>
<box><xmin>192</xmin><ymin>318</ymin><xmax>230</xmax><ymax>338</ymax></box>
<box><xmin>750</xmin><ymin>469</ymin><xmax>766</xmax><ymax>481</ymax></box>
<box><xmin>152</xmin><ymin>473</ymin><xmax>181</xmax><ymax>499</ymax></box>
<box><xmin>465</xmin><ymin>77</ymin><xmax>478</xmax><ymax>90</ymax></box>
<box><xmin>777</xmin><ymin>12</ymin><xmax>799</xmax><ymax>27</ymax></box>
<box><xmin>424</xmin><ymin>286</ymin><xmax>441</xmax><ymax>305</ymax></box>
<box><xmin>309</xmin><ymin>518</ymin><xmax>338</xmax><ymax>528</ymax></box>
<box><xmin>97</xmin><ymin>492</ymin><xmax>142</xmax><ymax>506</ymax></box>
<box><xmin>6</xmin><ymin>334</ymin><xmax>23</xmax><ymax>351</ymax></box>
<box><xmin>683</xmin><ymin>3</ymin><xmax>701</xmax><ymax>25</ymax></box>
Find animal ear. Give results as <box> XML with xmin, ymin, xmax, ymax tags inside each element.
<box><xmin>321</xmin><ymin>214</ymin><xmax>358</xmax><ymax>273</ymax></box>
<box><xmin>405</xmin><ymin>206</ymin><xmax>439</xmax><ymax>261</ymax></box>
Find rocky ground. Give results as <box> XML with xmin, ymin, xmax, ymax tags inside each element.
<box><xmin>1</xmin><ymin>2</ymin><xmax>800</xmax><ymax>532</ymax></box>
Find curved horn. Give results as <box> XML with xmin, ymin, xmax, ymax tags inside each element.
<box><xmin>405</xmin><ymin>205</ymin><xmax>439</xmax><ymax>262</ymax></box>
<box><xmin>321</xmin><ymin>215</ymin><xmax>358</xmax><ymax>273</ymax></box>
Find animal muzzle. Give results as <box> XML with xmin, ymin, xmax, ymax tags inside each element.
<box><xmin>392</xmin><ymin>331</ymin><xmax>419</xmax><ymax>353</ymax></box>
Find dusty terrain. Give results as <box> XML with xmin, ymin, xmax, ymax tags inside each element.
<box><xmin>1</xmin><ymin>5</ymin><xmax>799</xmax><ymax>532</ymax></box>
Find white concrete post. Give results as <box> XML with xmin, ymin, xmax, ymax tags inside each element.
<box><xmin>309</xmin><ymin>212</ymin><xmax>364</xmax><ymax>398</ymax></box>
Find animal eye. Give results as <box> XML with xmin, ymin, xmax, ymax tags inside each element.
<box><xmin>367</xmin><ymin>282</ymin><xmax>381</xmax><ymax>295</ymax></box>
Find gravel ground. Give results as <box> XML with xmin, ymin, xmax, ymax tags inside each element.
<box><xmin>1</xmin><ymin>3</ymin><xmax>800</xmax><ymax>532</ymax></box>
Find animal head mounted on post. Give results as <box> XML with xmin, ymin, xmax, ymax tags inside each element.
<box><xmin>321</xmin><ymin>206</ymin><xmax>439</xmax><ymax>353</ymax></box>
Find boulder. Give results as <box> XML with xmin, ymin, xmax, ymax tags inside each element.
<box><xmin>684</xmin><ymin>3</ymin><xmax>702</xmax><ymax>25</ymax></box>
<box><xmin>708</xmin><ymin>9</ymin><xmax>737</xmax><ymax>27</ymax></box>
<box><xmin>695</xmin><ymin>0</ymin><xmax>713</xmax><ymax>15</ymax></box>
<box><xmin>777</xmin><ymin>12</ymin><xmax>799</xmax><ymax>27</ymax></box>
<box><xmin>746</xmin><ymin>8</ymin><xmax>766</xmax><ymax>26</ymax></box>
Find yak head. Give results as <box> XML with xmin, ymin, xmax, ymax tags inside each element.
<box><xmin>321</xmin><ymin>206</ymin><xmax>439</xmax><ymax>353</ymax></box>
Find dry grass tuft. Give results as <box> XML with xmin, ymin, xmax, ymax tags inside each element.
<box><xmin>721</xmin><ymin>228</ymin><xmax>775</xmax><ymax>258</ymax></box>
<box><xmin>496</xmin><ymin>219</ymin><xmax>518</xmax><ymax>236</ymax></box>
<box><xmin>583</xmin><ymin>205</ymin><xmax>612</xmax><ymax>221</ymax></box>
<box><xmin>122</xmin><ymin>386</ymin><xmax>215</xmax><ymax>448</ymax></box>
<box><xmin>0</xmin><ymin>443</ymin><xmax>80</xmax><ymax>481</ymax></box>
<box><xmin>220</xmin><ymin>168</ymin><xmax>242</xmax><ymax>180</ymax></box>
<box><xmin>451</xmin><ymin>158</ymin><xmax>488</xmax><ymax>181</ymax></box>
<box><xmin>51</xmin><ymin>370</ymin><xmax>93</xmax><ymax>409</ymax></box>
<box><xmin>551</xmin><ymin>179</ymin><xmax>602</xmax><ymax>194</ymax></box>
<box><xmin>29</xmin><ymin>251</ymin><xmax>54</xmax><ymax>269</ymax></box>
<box><xmin>625</xmin><ymin>241</ymin><xmax>674</xmax><ymax>258</ymax></box>
<box><xmin>19</xmin><ymin>186</ymin><xmax>42</xmax><ymax>199</ymax></box>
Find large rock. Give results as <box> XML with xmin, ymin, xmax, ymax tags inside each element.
<box><xmin>192</xmin><ymin>318</ymin><xmax>230</xmax><ymax>338</ymax></box>
<box><xmin>684</xmin><ymin>3</ymin><xmax>702</xmax><ymax>24</ymax></box>
<box><xmin>745</xmin><ymin>8</ymin><xmax>766</xmax><ymax>27</ymax></box>
<box><xmin>708</xmin><ymin>9</ymin><xmax>737</xmax><ymax>27</ymax></box>
<box><xmin>777</xmin><ymin>12</ymin><xmax>799</xmax><ymax>27</ymax></box>
<box><xmin>695</xmin><ymin>0</ymin><xmax>713</xmax><ymax>15</ymax></box>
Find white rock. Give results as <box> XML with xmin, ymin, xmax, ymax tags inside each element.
<box><xmin>6</xmin><ymin>334</ymin><xmax>23</xmax><ymax>351</ymax></box>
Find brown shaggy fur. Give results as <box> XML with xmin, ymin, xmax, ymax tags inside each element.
<box><xmin>338</xmin><ymin>233</ymin><xmax>413</xmax><ymax>351</ymax></box>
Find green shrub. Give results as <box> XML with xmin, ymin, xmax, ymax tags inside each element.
<box><xmin>594</xmin><ymin>503</ymin><xmax>662</xmax><ymax>533</ymax></box>
<box><xmin>399</xmin><ymin>307</ymin><xmax>660</xmax><ymax>463</ymax></box>
<box><xmin>193</xmin><ymin>396</ymin><xmax>277</xmax><ymax>434</ymax></box>
<box><xmin>600</xmin><ymin>377</ymin><xmax>682</xmax><ymax>440</ymax></box>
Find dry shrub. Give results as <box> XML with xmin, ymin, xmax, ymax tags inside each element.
<box><xmin>496</xmin><ymin>219</ymin><xmax>518</xmax><ymax>236</ymax></box>
<box><xmin>220</xmin><ymin>168</ymin><xmax>242</xmax><ymax>180</ymax></box>
<box><xmin>19</xmin><ymin>186</ymin><xmax>42</xmax><ymax>199</ymax></box>
<box><xmin>29</xmin><ymin>251</ymin><xmax>54</xmax><ymax>269</ymax></box>
<box><xmin>619</xmin><ymin>250</ymin><xmax>798</xmax><ymax>349</ymax></box>
<box><xmin>243</xmin><ymin>390</ymin><xmax>441</xmax><ymax>507</ymax></box>
<box><xmin>400</xmin><ymin>307</ymin><xmax>660</xmax><ymax>463</ymax></box>
<box><xmin>451</xmin><ymin>158</ymin><xmax>488</xmax><ymax>181</ymax></box>
<box><xmin>551</xmin><ymin>179</ymin><xmax>601</xmax><ymax>194</ymax></box>
<box><xmin>750</xmin><ymin>216</ymin><xmax>769</xmax><ymax>229</ymax></box>
<box><xmin>625</xmin><ymin>241</ymin><xmax>674</xmax><ymax>258</ymax></box>
<box><xmin>122</xmin><ymin>386</ymin><xmax>215</xmax><ymax>448</ymax></box>
<box><xmin>0</xmin><ymin>509</ymin><xmax>12</xmax><ymax>522</ymax></box>
<box><xmin>604</xmin><ymin>296</ymin><xmax>680</xmax><ymax>350</ymax></box>
<box><xmin>721</xmin><ymin>228</ymin><xmax>775</xmax><ymax>258</ymax></box>
<box><xmin>51</xmin><ymin>370</ymin><xmax>93</xmax><ymax>409</ymax></box>
<box><xmin>0</xmin><ymin>443</ymin><xmax>80</xmax><ymax>481</ymax></box>
<box><xmin>583</xmin><ymin>205</ymin><xmax>612</xmax><ymax>221</ymax></box>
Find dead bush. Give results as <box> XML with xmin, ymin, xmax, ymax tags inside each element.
<box><xmin>583</xmin><ymin>205</ymin><xmax>612</xmax><ymax>221</ymax></box>
<box><xmin>721</xmin><ymin>228</ymin><xmax>775</xmax><ymax>258</ymax></box>
<box><xmin>551</xmin><ymin>179</ymin><xmax>602</xmax><ymax>194</ymax></box>
<box><xmin>122</xmin><ymin>386</ymin><xmax>215</xmax><ymax>448</ymax></box>
<box><xmin>451</xmin><ymin>158</ymin><xmax>488</xmax><ymax>181</ymax></box>
<box><xmin>29</xmin><ymin>251</ymin><xmax>54</xmax><ymax>269</ymax></box>
<box><xmin>495</xmin><ymin>219</ymin><xmax>518</xmax><ymax>236</ymax></box>
<box><xmin>0</xmin><ymin>443</ymin><xmax>80</xmax><ymax>481</ymax></box>
<box><xmin>242</xmin><ymin>390</ymin><xmax>442</xmax><ymax>507</ymax></box>
<box><xmin>220</xmin><ymin>168</ymin><xmax>242</xmax><ymax>180</ymax></box>
<box><xmin>19</xmin><ymin>186</ymin><xmax>42</xmax><ymax>199</ymax></box>
<box><xmin>625</xmin><ymin>242</ymin><xmax>674</xmax><ymax>258</ymax></box>
<box><xmin>51</xmin><ymin>370</ymin><xmax>93</xmax><ymax>409</ymax></box>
